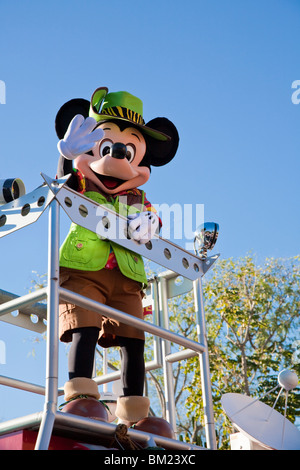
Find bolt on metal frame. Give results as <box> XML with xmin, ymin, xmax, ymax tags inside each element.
<box><xmin>0</xmin><ymin>174</ymin><xmax>218</xmax><ymax>450</ymax></box>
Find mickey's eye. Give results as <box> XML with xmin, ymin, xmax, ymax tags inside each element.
<box><xmin>99</xmin><ymin>140</ymin><xmax>113</xmax><ymax>157</ymax></box>
<box><xmin>125</xmin><ymin>144</ymin><xmax>136</xmax><ymax>163</ymax></box>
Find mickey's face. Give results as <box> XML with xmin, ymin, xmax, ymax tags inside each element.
<box><xmin>74</xmin><ymin>122</ymin><xmax>150</xmax><ymax>194</ymax></box>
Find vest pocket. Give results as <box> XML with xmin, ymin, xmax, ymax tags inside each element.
<box><xmin>61</xmin><ymin>238</ymin><xmax>93</xmax><ymax>264</ymax></box>
<box><xmin>124</xmin><ymin>249</ymin><xmax>146</xmax><ymax>278</ymax></box>
<box><xmin>60</xmin><ymin>227</ymin><xmax>108</xmax><ymax>267</ymax></box>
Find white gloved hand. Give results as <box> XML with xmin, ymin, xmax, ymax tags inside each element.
<box><xmin>57</xmin><ymin>114</ymin><xmax>104</xmax><ymax>159</ymax></box>
<box><xmin>127</xmin><ymin>211</ymin><xmax>160</xmax><ymax>244</ymax></box>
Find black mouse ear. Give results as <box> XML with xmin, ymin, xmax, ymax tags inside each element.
<box><xmin>55</xmin><ymin>98</ymin><xmax>90</xmax><ymax>139</ymax></box>
<box><xmin>143</xmin><ymin>117</ymin><xmax>179</xmax><ymax>167</ymax></box>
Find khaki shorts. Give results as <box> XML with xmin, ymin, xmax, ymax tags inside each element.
<box><xmin>59</xmin><ymin>267</ymin><xmax>145</xmax><ymax>347</ymax></box>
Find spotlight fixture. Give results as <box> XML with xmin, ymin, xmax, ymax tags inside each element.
<box><xmin>0</xmin><ymin>178</ymin><xmax>26</xmax><ymax>204</ymax></box>
<box><xmin>194</xmin><ymin>222</ymin><xmax>219</xmax><ymax>259</ymax></box>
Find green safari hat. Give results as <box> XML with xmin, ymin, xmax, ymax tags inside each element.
<box><xmin>89</xmin><ymin>87</ymin><xmax>170</xmax><ymax>142</ymax></box>
<box><xmin>55</xmin><ymin>86</ymin><xmax>179</xmax><ymax>167</ymax></box>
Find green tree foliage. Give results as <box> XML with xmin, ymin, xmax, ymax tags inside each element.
<box><xmin>181</xmin><ymin>255</ymin><xmax>300</xmax><ymax>448</ymax></box>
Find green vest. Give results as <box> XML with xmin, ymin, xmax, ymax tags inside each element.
<box><xmin>59</xmin><ymin>190</ymin><xmax>148</xmax><ymax>286</ymax></box>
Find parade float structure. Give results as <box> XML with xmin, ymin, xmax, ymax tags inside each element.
<box><xmin>0</xmin><ymin>174</ymin><xmax>218</xmax><ymax>450</ymax></box>
<box><xmin>0</xmin><ymin>174</ymin><xmax>299</xmax><ymax>451</ymax></box>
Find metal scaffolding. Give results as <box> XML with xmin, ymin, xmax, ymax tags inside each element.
<box><xmin>0</xmin><ymin>174</ymin><xmax>219</xmax><ymax>450</ymax></box>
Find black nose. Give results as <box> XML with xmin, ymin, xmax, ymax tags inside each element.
<box><xmin>111</xmin><ymin>143</ymin><xmax>127</xmax><ymax>159</ymax></box>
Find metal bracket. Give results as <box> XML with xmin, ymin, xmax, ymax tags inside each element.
<box><xmin>0</xmin><ymin>173</ymin><xmax>219</xmax><ymax>280</ymax></box>
<box><xmin>0</xmin><ymin>288</ymin><xmax>47</xmax><ymax>333</ymax></box>
<box><xmin>0</xmin><ymin>174</ymin><xmax>68</xmax><ymax>238</ymax></box>
<box><xmin>43</xmin><ymin>174</ymin><xmax>219</xmax><ymax>280</ymax></box>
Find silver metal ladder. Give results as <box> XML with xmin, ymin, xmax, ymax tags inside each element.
<box><xmin>0</xmin><ymin>174</ymin><xmax>218</xmax><ymax>450</ymax></box>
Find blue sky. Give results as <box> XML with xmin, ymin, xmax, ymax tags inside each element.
<box><xmin>0</xmin><ymin>0</ymin><xmax>299</xmax><ymax>423</ymax></box>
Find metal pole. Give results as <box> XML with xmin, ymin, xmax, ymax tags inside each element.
<box><xmin>35</xmin><ymin>199</ymin><xmax>60</xmax><ymax>450</ymax></box>
<box><xmin>54</xmin><ymin>411</ymin><xmax>204</xmax><ymax>450</ymax></box>
<box><xmin>150</xmin><ymin>278</ymin><xmax>163</xmax><ymax>367</ymax></box>
<box><xmin>59</xmin><ymin>287</ymin><xmax>205</xmax><ymax>354</ymax></box>
<box><xmin>193</xmin><ymin>278</ymin><xmax>217</xmax><ymax>449</ymax></box>
<box><xmin>0</xmin><ymin>375</ymin><xmax>46</xmax><ymax>396</ymax></box>
<box><xmin>0</xmin><ymin>288</ymin><xmax>47</xmax><ymax>317</ymax></box>
<box><xmin>102</xmin><ymin>349</ymin><xmax>108</xmax><ymax>392</ymax></box>
<box><xmin>158</xmin><ymin>277</ymin><xmax>177</xmax><ymax>434</ymax></box>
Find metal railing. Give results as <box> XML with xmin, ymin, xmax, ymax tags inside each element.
<box><xmin>0</xmin><ymin>174</ymin><xmax>218</xmax><ymax>450</ymax></box>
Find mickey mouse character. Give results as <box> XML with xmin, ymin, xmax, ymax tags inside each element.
<box><xmin>55</xmin><ymin>87</ymin><xmax>179</xmax><ymax>425</ymax></box>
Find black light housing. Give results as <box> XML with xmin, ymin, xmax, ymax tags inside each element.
<box><xmin>0</xmin><ymin>178</ymin><xmax>26</xmax><ymax>204</ymax></box>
